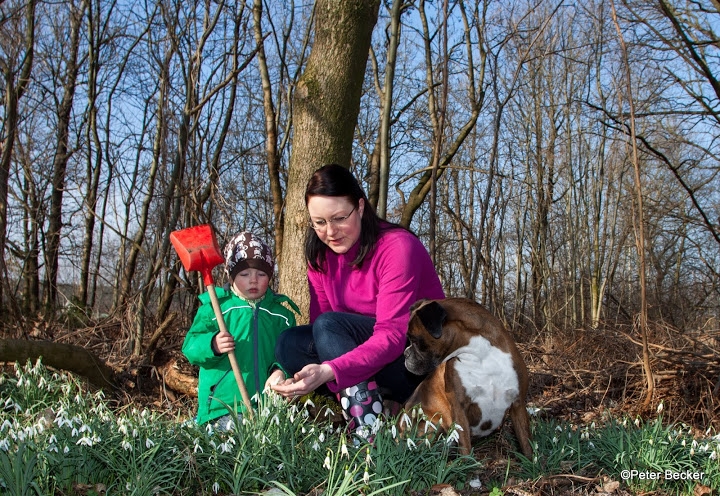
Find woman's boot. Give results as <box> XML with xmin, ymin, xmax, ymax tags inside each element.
<box><xmin>338</xmin><ymin>379</ymin><xmax>383</xmax><ymax>441</ymax></box>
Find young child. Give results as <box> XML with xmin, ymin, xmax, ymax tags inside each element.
<box><xmin>182</xmin><ymin>231</ymin><xmax>298</xmax><ymax>428</ymax></box>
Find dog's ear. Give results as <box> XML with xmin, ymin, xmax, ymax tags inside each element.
<box><xmin>414</xmin><ymin>301</ymin><xmax>447</xmax><ymax>339</ymax></box>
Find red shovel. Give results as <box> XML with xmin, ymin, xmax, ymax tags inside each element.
<box><xmin>170</xmin><ymin>224</ymin><xmax>254</xmax><ymax>418</ymax></box>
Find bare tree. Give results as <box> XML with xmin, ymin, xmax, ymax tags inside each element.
<box><xmin>611</xmin><ymin>0</ymin><xmax>654</xmax><ymax>407</ymax></box>
<box><xmin>0</xmin><ymin>0</ymin><xmax>35</xmax><ymax>316</ymax></box>
<box><xmin>44</xmin><ymin>0</ymin><xmax>88</xmax><ymax>311</ymax></box>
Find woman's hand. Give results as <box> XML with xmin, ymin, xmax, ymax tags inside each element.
<box><xmin>212</xmin><ymin>330</ymin><xmax>235</xmax><ymax>354</ymax></box>
<box><xmin>271</xmin><ymin>363</ymin><xmax>335</xmax><ymax>398</ymax></box>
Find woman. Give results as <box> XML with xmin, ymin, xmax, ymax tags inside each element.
<box><xmin>272</xmin><ymin>164</ymin><xmax>444</xmax><ymax>435</ymax></box>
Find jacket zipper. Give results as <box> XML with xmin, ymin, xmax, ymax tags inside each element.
<box><xmin>253</xmin><ymin>305</ymin><xmax>260</xmax><ymax>394</ymax></box>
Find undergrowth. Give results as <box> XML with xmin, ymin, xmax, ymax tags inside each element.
<box><xmin>1</xmin><ymin>360</ymin><xmax>718</xmax><ymax>495</ymax></box>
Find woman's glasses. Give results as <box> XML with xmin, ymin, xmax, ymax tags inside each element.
<box><xmin>308</xmin><ymin>206</ymin><xmax>357</xmax><ymax>232</ymax></box>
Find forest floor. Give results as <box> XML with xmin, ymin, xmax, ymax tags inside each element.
<box><xmin>4</xmin><ymin>315</ymin><xmax>719</xmax><ymax>496</ymax></box>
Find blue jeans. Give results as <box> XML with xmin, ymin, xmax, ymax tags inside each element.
<box><xmin>274</xmin><ymin>312</ymin><xmax>423</xmax><ymax>402</ymax></box>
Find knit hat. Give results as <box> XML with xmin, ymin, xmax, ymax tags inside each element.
<box><xmin>223</xmin><ymin>231</ymin><xmax>274</xmax><ymax>280</ymax></box>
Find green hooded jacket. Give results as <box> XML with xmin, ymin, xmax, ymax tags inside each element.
<box><xmin>182</xmin><ymin>286</ymin><xmax>299</xmax><ymax>424</ymax></box>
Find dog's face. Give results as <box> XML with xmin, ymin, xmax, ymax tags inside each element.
<box><xmin>404</xmin><ymin>299</ymin><xmax>451</xmax><ymax>375</ymax></box>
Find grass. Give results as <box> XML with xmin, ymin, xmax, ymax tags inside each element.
<box><xmin>1</xmin><ymin>360</ymin><xmax>718</xmax><ymax>495</ymax></box>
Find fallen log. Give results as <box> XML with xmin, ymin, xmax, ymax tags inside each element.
<box><xmin>0</xmin><ymin>338</ymin><xmax>117</xmax><ymax>390</ymax></box>
<box><xmin>156</xmin><ymin>357</ymin><xmax>197</xmax><ymax>397</ymax></box>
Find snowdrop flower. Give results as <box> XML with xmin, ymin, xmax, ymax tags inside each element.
<box><xmin>319</xmin><ymin>432</ymin><xmax>325</xmax><ymax>443</ymax></box>
<box><xmin>363</xmin><ymin>469</ymin><xmax>370</xmax><ymax>484</ymax></box>
<box><xmin>657</xmin><ymin>402</ymin><xmax>663</xmax><ymax>414</ymax></box>
<box><xmin>406</xmin><ymin>438</ymin><xmax>417</xmax><ymax>450</ymax></box>
<box><xmin>399</xmin><ymin>412</ymin><xmax>412</xmax><ymax>429</ymax></box>
<box><xmin>391</xmin><ymin>425</ymin><xmax>397</xmax><ymax>439</ymax></box>
<box><xmin>324</xmin><ymin>407</ymin><xmax>335</xmax><ymax>417</ymax></box>
<box><xmin>121</xmin><ymin>440</ymin><xmax>132</xmax><ymax>451</ymax></box>
<box><xmin>634</xmin><ymin>418</ymin><xmax>641</xmax><ymax>428</ymax></box>
<box><xmin>146</xmin><ymin>438</ymin><xmax>155</xmax><ymax>449</ymax></box>
<box><xmin>423</xmin><ymin>421</ymin><xmax>437</xmax><ymax>434</ymax></box>
<box><xmin>304</xmin><ymin>398</ymin><xmax>315</xmax><ymax>409</ymax></box>
<box><xmin>76</xmin><ymin>436</ymin><xmax>94</xmax><ymax>446</ymax></box>
<box><xmin>312</xmin><ymin>441</ymin><xmax>320</xmax><ymax>451</ymax></box>
<box><xmin>212</xmin><ymin>482</ymin><xmax>220</xmax><ymax>494</ymax></box>
<box><xmin>446</xmin><ymin>428</ymin><xmax>460</xmax><ymax>445</ymax></box>
<box><xmin>323</xmin><ymin>454</ymin><xmax>332</xmax><ymax>470</ymax></box>
<box><xmin>555</xmin><ymin>425</ymin><xmax>564</xmax><ymax>432</ymax></box>
<box><xmin>341</xmin><ymin>441</ymin><xmax>349</xmax><ymax>458</ymax></box>
<box><xmin>63</xmin><ymin>446</ymin><xmax>70</xmax><ymax>454</ymax></box>
<box><xmin>0</xmin><ymin>439</ymin><xmax>10</xmax><ymax>451</ymax></box>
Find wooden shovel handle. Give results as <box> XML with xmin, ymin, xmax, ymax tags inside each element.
<box><xmin>206</xmin><ymin>284</ymin><xmax>254</xmax><ymax>419</ymax></box>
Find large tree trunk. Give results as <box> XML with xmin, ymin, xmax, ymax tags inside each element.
<box><xmin>278</xmin><ymin>0</ymin><xmax>380</xmax><ymax>318</ymax></box>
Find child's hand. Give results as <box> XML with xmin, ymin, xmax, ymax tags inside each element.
<box><xmin>264</xmin><ymin>369</ymin><xmax>286</xmax><ymax>392</ymax></box>
<box><xmin>212</xmin><ymin>330</ymin><xmax>235</xmax><ymax>354</ymax></box>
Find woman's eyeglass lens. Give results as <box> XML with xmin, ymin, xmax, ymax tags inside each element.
<box><xmin>309</xmin><ymin>206</ymin><xmax>356</xmax><ymax>232</ymax></box>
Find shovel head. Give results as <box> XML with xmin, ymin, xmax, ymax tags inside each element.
<box><xmin>170</xmin><ymin>224</ymin><xmax>225</xmax><ymax>286</ymax></box>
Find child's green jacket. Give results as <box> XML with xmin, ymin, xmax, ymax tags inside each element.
<box><xmin>182</xmin><ymin>286</ymin><xmax>298</xmax><ymax>424</ymax></box>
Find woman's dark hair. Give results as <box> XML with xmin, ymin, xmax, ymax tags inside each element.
<box><xmin>304</xmin><ymin>164</ymin><xmax>402</xmax><ymax>270</ymax></box>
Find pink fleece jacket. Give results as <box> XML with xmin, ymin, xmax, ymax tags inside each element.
<box><xmin>308</xmin><ymin>226</ymin><xmax>445</xmax><ymax>390</ymax></box>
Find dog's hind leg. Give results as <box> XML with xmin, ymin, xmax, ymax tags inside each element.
<box><xmin>508</xmin><ymin>398</ymin><xmax>533</xmax><ymax>457</ymax></box>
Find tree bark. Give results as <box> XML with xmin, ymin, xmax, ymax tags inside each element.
<box><xmin>278</xmin><ymin>0</ymin><xmax>380</xmax><ymax>318</ymax></box>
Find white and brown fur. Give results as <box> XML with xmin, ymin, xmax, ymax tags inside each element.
<box><xmin>403</xmin><ymin>298</ymin><xmax>532</xmax><ymax>456</ymax></box>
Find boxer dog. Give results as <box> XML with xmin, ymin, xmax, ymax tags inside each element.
<box><xmin>403</xmin><ymin>298</ymin><xmax>532</xmax><ymax>457</ymax></box>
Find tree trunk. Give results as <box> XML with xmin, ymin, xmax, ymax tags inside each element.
<box><xmin>611</xmin><ymin>0</ymin><xmax>654</xmax><ymax>408</ymax></box>
<box><xmin>278</xmin><ymin>0</ymin><xmax>380</xmax><ymax>317</ymax></box>
<box><xmin>376</xmin><ymin>0</ymin><xmax>404</xmax><ymax>219</ymax></box>
<box><xmin>0</xmin><ymin>0</ymin><xmax>35</xmax><ymax>316</ymax></box>
<box><xmin>45</xmin><ymin>0</ymin><xmax>86</xmax><ymax>310</ymax></box>
<box><xmin>253</xmin><ymin>0</ymin><xmax>286</xmax><ymax>260</ymax></box>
